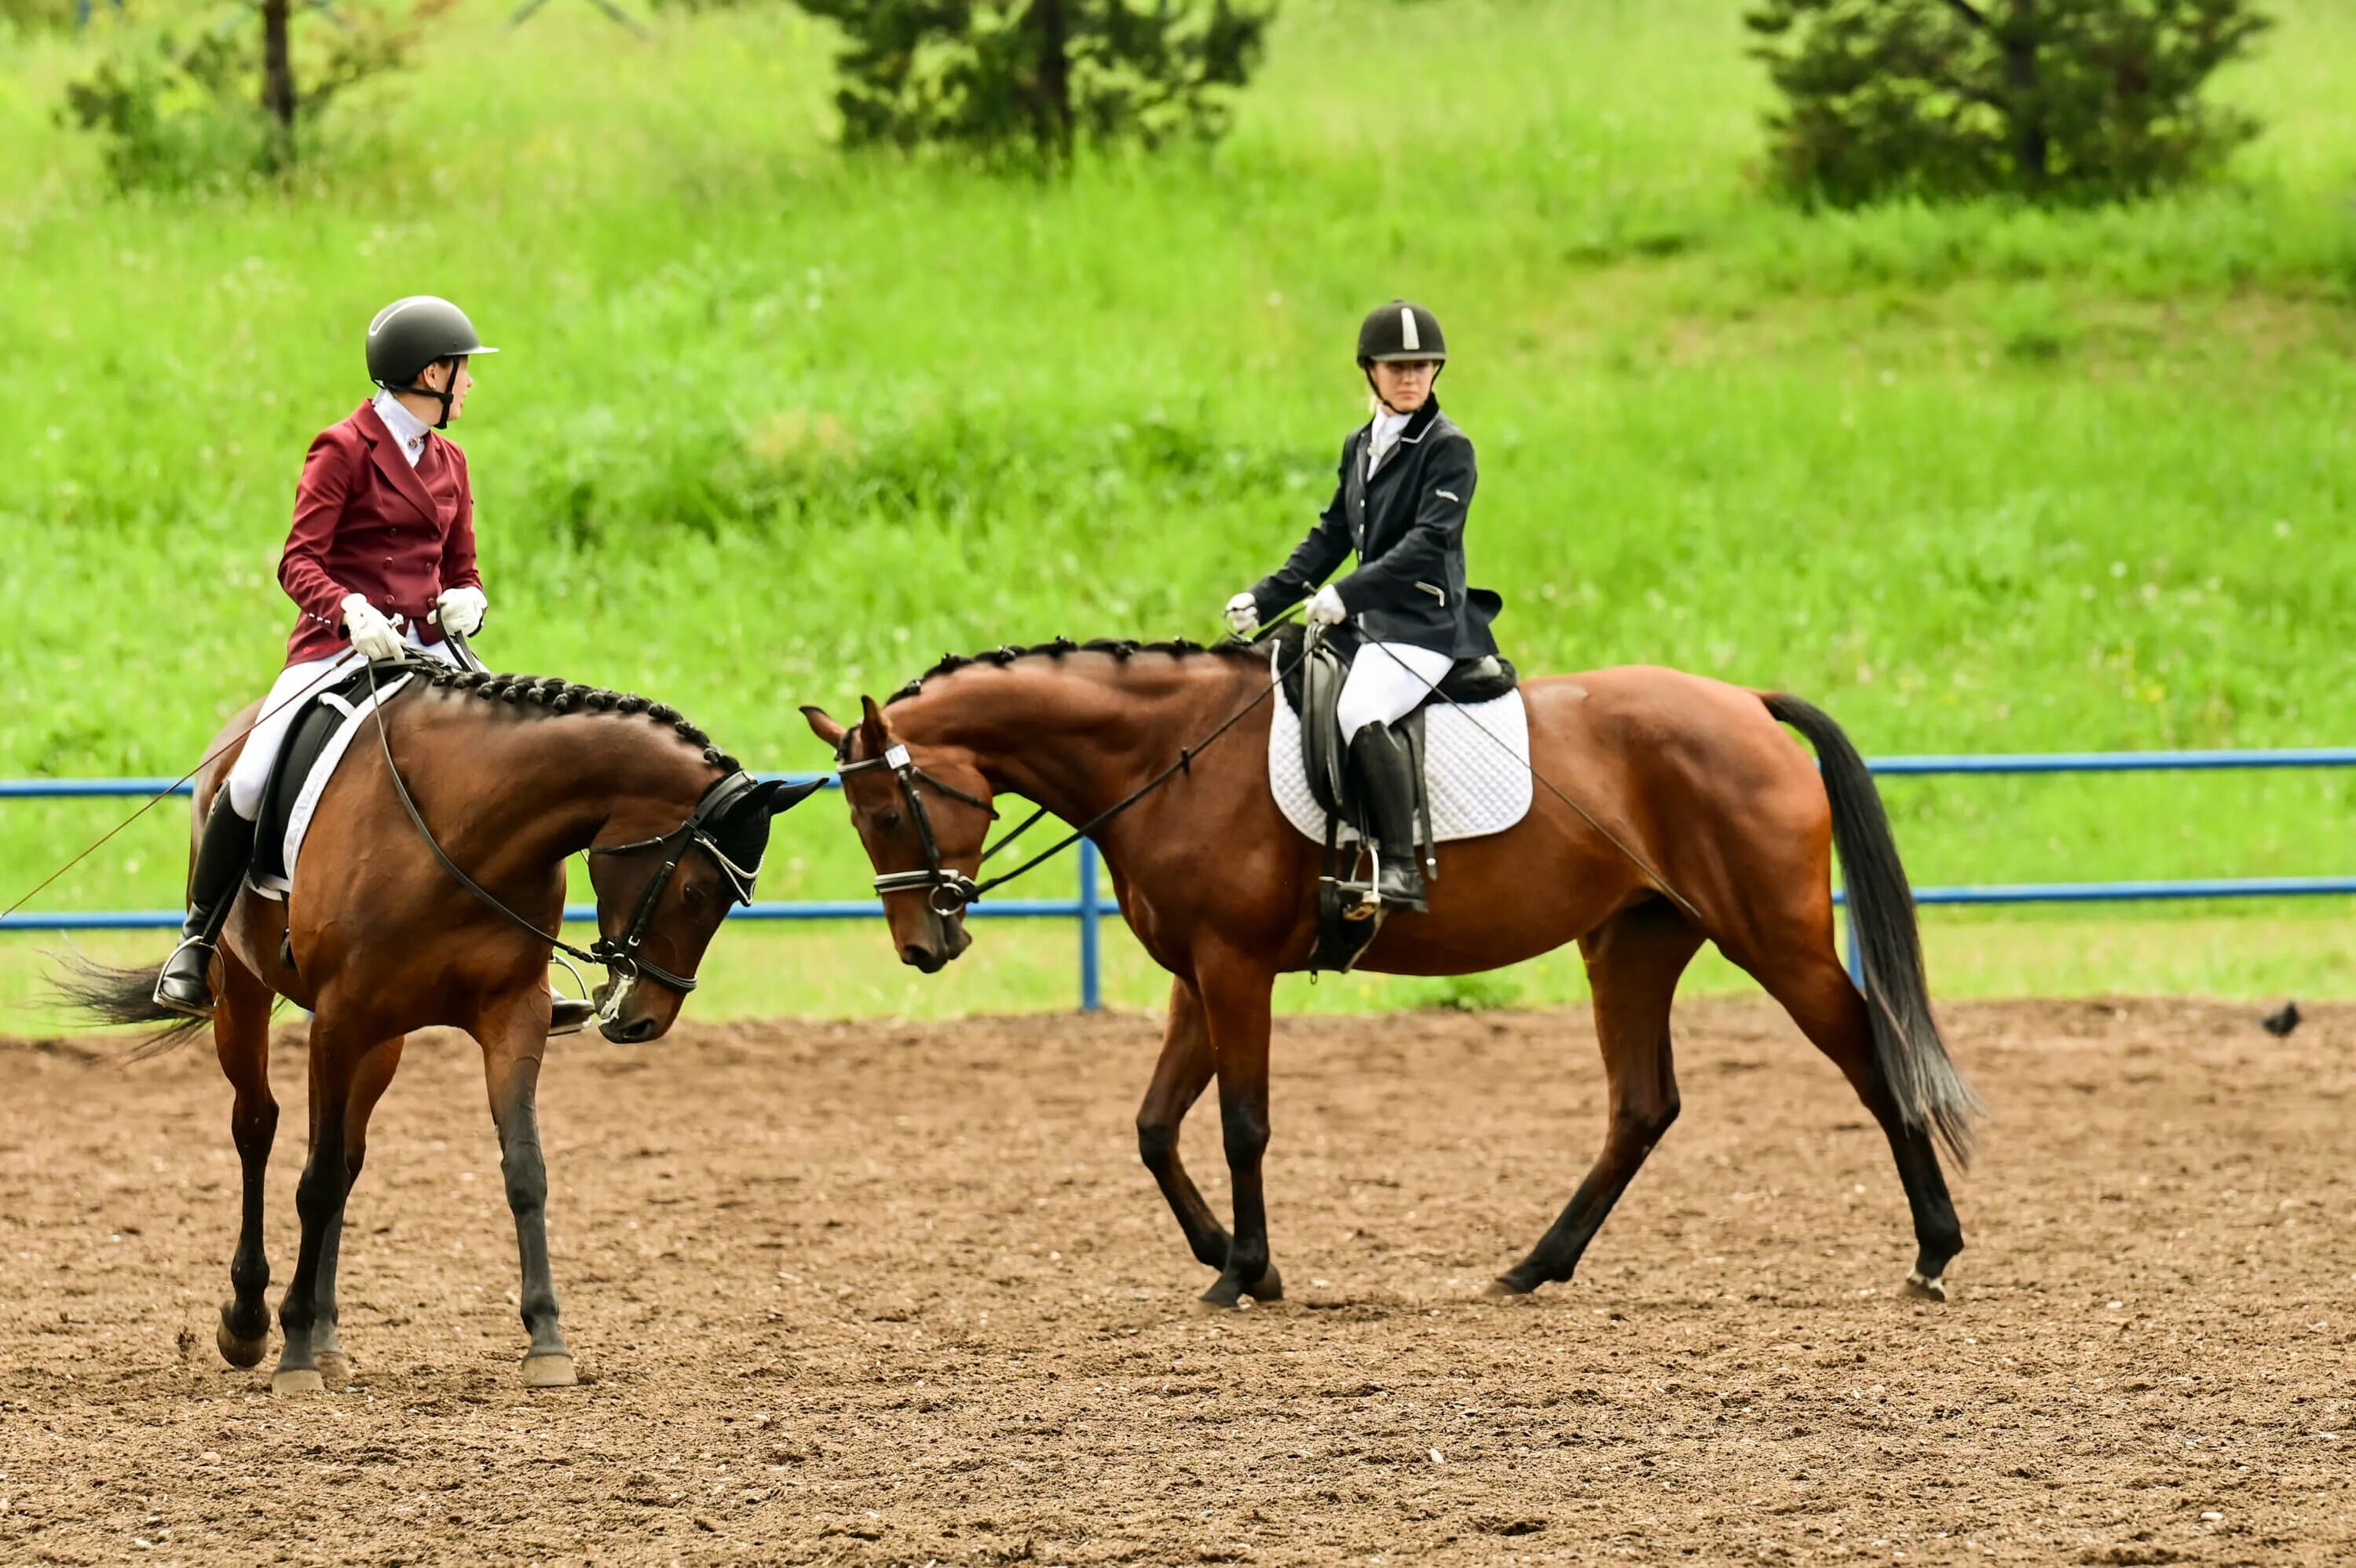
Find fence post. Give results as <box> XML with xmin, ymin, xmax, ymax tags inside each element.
<box><xmin>1077</xmin><ymin>838</ymin><xmax>1102</xmax><ymax>1012</ymax></box>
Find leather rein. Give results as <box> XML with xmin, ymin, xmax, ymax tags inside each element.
<box><xmin>363</xmin><ymin>655</ymin><xmax>763</xmax><ymax>1011</ymax></box>
<box><xmin>839</xmin><ymin>630</ymin><xmax>1310</xmax><ymax>916</ymax></box>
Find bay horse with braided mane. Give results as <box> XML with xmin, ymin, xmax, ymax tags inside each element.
<box><xmin>69</xmin><ymin>662</ymin><xmax>818</xmax><ymax>1393</ymax></box>
<box><xmin>804</xmin><ymin>638</ymin><xmax>1980</xmax><ymax>1310</ymax></box>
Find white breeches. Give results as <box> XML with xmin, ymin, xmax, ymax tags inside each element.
<box><xmin>1336</xmin><ymin>641</ymin><xmax>1457</xmax><ymax>744</ymax></box>
<box><xmin>225</xmin><ymin>631</ymin><xmax>456</xmax><ymax>821</ymax></box>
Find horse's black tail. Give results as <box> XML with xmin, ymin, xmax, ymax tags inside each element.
<box><xmin>50</xmin><ymin>950</ymin><xmax>208</xmax><ymax>1056</ymax></box>
<box><xmin>1761</xmin><ymin>691</ymin><xmax>1983</xmax><ymax>1167</ymax></box>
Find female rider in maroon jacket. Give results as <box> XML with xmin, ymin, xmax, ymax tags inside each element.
<box><xmin>153</xmin><ymin>297</ymin><xmax>498</xmax><ymax>1017</ymax></box>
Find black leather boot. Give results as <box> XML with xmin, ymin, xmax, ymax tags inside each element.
<box><xmin>1348</xmin><ymin>722</ymin><xmax>1428</xmax><ymax>914</ymax></box>
<box><xmin>153</xmin><ymin>799</ymin><xmax>258</xmax><ymax>1018</ymax></box>
<box><xmin>549</xmin><ymin>997</ymin><xmax>596</xmax><ymax>1036</ymax></box>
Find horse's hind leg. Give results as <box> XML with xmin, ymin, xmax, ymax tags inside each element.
<box><xmin>214</xmin><ymin>954</ymin><xmax>277</xmax><ymax>1369</ymax></box>
<box><xmin>1136</xmin><ymin>977</ymin><xmax>1235</xmax><ymax>1274</ymax></box>
<box><xmin>1751</xmin><ymin>948</ymin><xmax>1964</xmax><ymax>1299</ymax></box>
<box><xmin>311</xmin><ymin>1036</ymin><xmax>404</xmax><ymax>1388</ymax></box>
<box><xmin>1491</xmin><ymin>899</ymin><xmax>1702</xmax><ymax>1297</ymax></box>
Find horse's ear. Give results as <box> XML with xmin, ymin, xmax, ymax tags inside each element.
<box><xmin>858</xmin><ymin>694</ymin><xmax>896</xmax><ymax>748</ymax></box>
<box><xmin>763</xmin><ymin>777</ymin><xmax>827</xmax><ymax>815</ymax></box>
<box><xmin>799</xmin><ymin>704</ymin><xmax>847</xmax><ymax>747</ymax></box>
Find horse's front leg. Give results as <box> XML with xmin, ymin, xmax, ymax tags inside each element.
<box><xmin>1136</xmin><ymin>976</ymin><xmax>1233</xmax><ymax>1274</ymax></box>
<box><xmin>1195</xmin><ymin>944</ymin><xmax>1283</xmax><ymax>1310</ymax></box>
<box><xmin>271</xmin><ymin>1016</ymin><xmax>363</xmax><ymax>1395</ymax></box>
<box><xmin>478</xmin><ymin>989</ymin><xmax>576</xmax><ymax>1387</ymax></box>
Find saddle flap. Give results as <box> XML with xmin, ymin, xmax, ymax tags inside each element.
<box><xmin>250</xmin><ymin>662</ymin><xmax>417</xmax><ymax>891</ymax></box>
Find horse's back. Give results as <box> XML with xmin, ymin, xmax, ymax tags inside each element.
<box><xmin>1520</xmin><ymin>663</ymin><xmax>1824</xmax><ymax>820</ymax></box>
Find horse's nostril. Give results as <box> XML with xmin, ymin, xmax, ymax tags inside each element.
<box><xmin>902</xmin><ymin>944</ymin><xmax>942</xmax><ymax>973</ymax></box>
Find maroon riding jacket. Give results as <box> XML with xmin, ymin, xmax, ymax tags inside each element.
<box><xmin>279</xmin><ymin>400</ymin><xmax>482</xmax><ymax>666</ymax></box>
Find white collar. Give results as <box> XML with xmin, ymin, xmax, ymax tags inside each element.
<box><xmin>371</xmin><ymin>389</ymin><xmax>434</xmax><ymax>461</ymax></box>
<box><xmin>1370</xmin><ymin>405</ymin><xmax>1412</xmax><ymax>448</ymax></box>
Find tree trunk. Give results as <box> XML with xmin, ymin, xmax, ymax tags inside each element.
<box><xmin>261</xmin><ymin>0</ymin><xmax>297</xmax><ymax>152</ymax></box>
<box><xmin>1030</xmin><ymin>0</ymin><xmax>1073</xmax><ymax>159</ymax></box>
<box><xmin>2001</xmin><ymin>2</ymin><xmax>2047</xmax><ymax>181</ymax></box>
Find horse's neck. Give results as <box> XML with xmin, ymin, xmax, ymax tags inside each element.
<box><xmin>899</xmin><ymin>660</ymin><xmax>1252</xmax><ymax>826</ymax></box>
<box><xmin>415</xmin><ymin>705</ymin><xmax>720</xmax><ymax>866</ymax></box>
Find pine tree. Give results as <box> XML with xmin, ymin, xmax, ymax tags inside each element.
<box><xmin>1745</xmin><ymin>0</ymin><xmax>2271</xmax><ymax>206</ymax></box>
<box><xmin>792</xmin><ymin>0</ymin><xmax>1272</xmax><ymax>162</ymax></box>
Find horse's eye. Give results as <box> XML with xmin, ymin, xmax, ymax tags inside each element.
<box><xmin>682</xmin><ymin>883</ymin><xmax>707</xmax><ymax>911</ymax></box>
<box><xmin>878</xmin><ymin>809</ymin><xmax>904</xmax><ymax>832</ymax></box>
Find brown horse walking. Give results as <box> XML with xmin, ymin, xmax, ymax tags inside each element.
<box><xmin>804</xmin><ymin>638</ymin><xmax>1979</xmax><ymax>1310</ymax></box>
<box><xmin>70</xmin><ymin>664</ymin><xmax>817</xmax><ymax>1391</ymax></box>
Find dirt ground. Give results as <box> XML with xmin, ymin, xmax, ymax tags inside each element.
<box><xmin>1</xmin><ymin>998</ymin><xmax>2351</xmax><ymax>1566</ymax></box>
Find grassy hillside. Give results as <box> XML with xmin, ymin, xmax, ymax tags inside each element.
<box><xmin>2</xmin><ymin>0</ymin><xmax>2353</xmax><ymax>1011</ymax></box>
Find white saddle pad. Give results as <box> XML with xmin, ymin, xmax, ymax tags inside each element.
<box><xmin>1266</xmin><ymin>656</ymin><xmax>1532</xmax><ymax>846</ymax></box>
<box><xmin>251</xmin><ymin>673</ymin><xmax>413</xmax><ymax>900</ymax></box>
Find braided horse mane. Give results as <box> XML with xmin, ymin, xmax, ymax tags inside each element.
<box><xmin>422</xmin><ymin>667</ymin><xmax>741</xmax><ymax>773</ymax></box>
<box><xmin>885</xmin><ymin>636</ymin><xmax>1261</xmax><ymax>706</ymax></box>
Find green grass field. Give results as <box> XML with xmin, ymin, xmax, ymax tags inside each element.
<box><xmin>2</xmin><ymin>0</ymin><xmax>2353</xmax><ymax>1016</ymax></box>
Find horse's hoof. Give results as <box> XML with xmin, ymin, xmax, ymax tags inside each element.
<box><xmin>271</xmin><ymin>1368</ymin><xmax>326</xmax><ymax>1397</ymax></box>
<box><xmin>315</xmin><ymin>1351</ymin><xmax>353</xmax><ymax>1388</ymax></box>
<box><xmin>1482</xmin><ymin>1277</ymin><xmax>1533</xmax><ymax>1299</ymax></box>
<box><xmin>216</xmin><ymin>1315</ymin><xmax>269</xmax><ymax>1369</ymax></box>
<box><xmin>1245</xmin><ymin>1263</ymin><xmax>1284</xmax><ymax>1303</ymax></box>
<box><xmin>1904</xmin><ymin>1270</ymin><xmax>1950</xmax><ymax>1304</ymax></box>
<box><xmin>521</xmin><ymin>1353</ymin><xmax>579</xmax><ymax>1388</ymax></box>
<box><xmin>1195</xmin><ymin>1281</ymin><xmax>1244</xmax><ymax>1312</ymax></box>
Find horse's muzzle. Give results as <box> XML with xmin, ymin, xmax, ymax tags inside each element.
<box><xmin>601</xmin><ymin>1014</ymin><xmax>661</xmax><ymax>1044</ymax></box>
<box><xmin>901</xmin><ymin>913</ymin><xmax>972</xmax><ymax>973</ymax></box>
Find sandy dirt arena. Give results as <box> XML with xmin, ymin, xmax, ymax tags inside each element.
<box><xmin>1</xmin><ymin>997</ymin><xmax>2351</xmax><ymax>1565</ymax></box>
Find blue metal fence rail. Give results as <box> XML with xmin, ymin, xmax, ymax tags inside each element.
<box><xmin>6</xmin><ymin>748</ymin><xmax>2354</xmax><ymax>1008</ymax></box>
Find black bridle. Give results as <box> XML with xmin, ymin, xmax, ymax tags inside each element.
<box><xmin>836</xmin><ymin>743</ymin><xmax>1001</xmax><ymax>917</ymax></box>
<box><xmin>367</xmin><ymin>658</ymin><xmax>764</xmax><ymax>1013</ymax></box>
<box><xmin>837</xmin><ymin>627</ymin><xmax>1309</xmax><ymax>916</ymax></box>
<box><xmin>581</xmin><ymin>768</ymin><xmax>768</xmax><ymax>993</ymax></box>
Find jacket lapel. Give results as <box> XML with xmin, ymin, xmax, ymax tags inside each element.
<box><xmin>1365</xmin><ymin>397</ymin><xmax>1439</xmax><ymax>482</ymax></box>
<box><xmin>1343</xmin><ymin>426</ymin><xmax>1370</xmax><ymax>547</ymax></box>
<box><xmin>355</xmin><ymin>400</ymin><xmax>442</xmax><ymax>524</ymax></box>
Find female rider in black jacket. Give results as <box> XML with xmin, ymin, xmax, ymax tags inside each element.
<box><xmin>1225</xmin><ymin>301</ymin><xmax>1500</xmax><ymax>912</ymax></box>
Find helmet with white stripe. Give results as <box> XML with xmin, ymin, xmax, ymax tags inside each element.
<box><xmin>1356</xmin><ymin>300</ymin><xmax>1447</xmax><ymax>365</ymax></box>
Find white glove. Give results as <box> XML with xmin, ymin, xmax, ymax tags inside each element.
<box><xmin>436</xmin><ymin>584</ymin><xmax>488</xmax><ymax>637</ymax></box>
<box><xmin>1224</xmin><ymin>591</ymin><xmax>1260</xmax><ymax>637</ymax></box>
<box><xmin>341</xmin><ymin>594</ymin><xmax>405</xmax><ymax>661</ymax></box>
<box><xmin>1305</xmin><ymin>583</ymin><xmax>1349</xmax><ymax>627</ymax></box>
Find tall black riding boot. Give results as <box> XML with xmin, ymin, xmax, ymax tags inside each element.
<box><xmin>153</xmin><ymin>798</ymin><xmax>258</xmax><ymax>1018</ymax></box>
<box><xmin>1348</xmin><ymin>721</ymin><xmax>1429</xmax><ymax>914</ymax></box>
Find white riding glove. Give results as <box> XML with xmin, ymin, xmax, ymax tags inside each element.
<box><xmin>1305</xmin><ymin>583</ymin><xmax>1349</xmax><ymax>627</ymax></box>
<box><xmin>1224</xmin><ymin>591</ymin><xmax>1260</xmax><ymax>638</ymax></box>
<box><xmin>341</xmin><ymin>594</ymin><xmax>405</xmax><ymax>661</ymax></box>
<box><xmin>436</xmin><ymin>584</ymin><xmax>488</xmax><ymax>637</ymax></box>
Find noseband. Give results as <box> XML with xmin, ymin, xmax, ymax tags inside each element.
<box><xmin>836</xmin><ymin>744</ymin><xmax>999</xmax><ymax>917</ymax></box>
<box><xmin>582</xmin><ymin>768</ymin><xmax>768</xmax><ymax>992</ymax></box>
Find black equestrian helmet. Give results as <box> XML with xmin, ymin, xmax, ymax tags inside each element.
<box><xmin>366</xmin><ymin>296</ymin><xmax>498</xmax><ymax>389</ymax></box>
<box><xmin>1356</xmin><ymin>300</ymin><xmax>1447</xmax><ymax>364</ymax></box>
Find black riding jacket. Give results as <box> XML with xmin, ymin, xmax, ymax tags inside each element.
<box><xmin>1248</xmin><ymin>397</ymin><xmax>1502</xmax><ymax>660</ymax></box>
